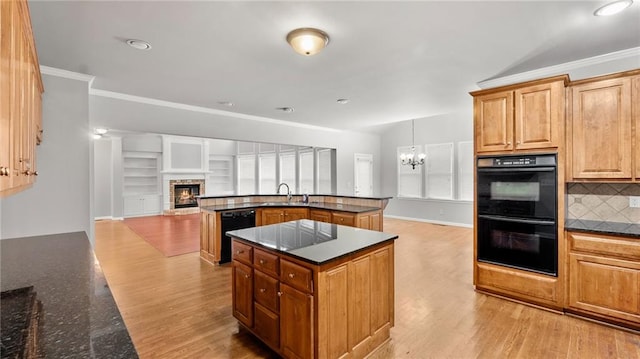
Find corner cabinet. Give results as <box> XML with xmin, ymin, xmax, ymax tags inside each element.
<box><xmin>472</xmin><ymin>76</ymin><xmax>567</xmax><ymax>154</ymax></box>
<box><xmin>567</xmin><ymin>231</ymin><xmax>640</xmax><ymax>329</ymax></box>
<box><xmin>0</xmin><ymin>0</ymin><xmax>44</xmax><ymax>197</ymax></box>
<box><xmin>567</xmin><ymin>71</ymin><xmax>640</xmax><ymax>181</ymax></box>
<box><xmin>231</xmin><ymin>238</ymin><xmax>394</xmax><ymax>358</ymax></box>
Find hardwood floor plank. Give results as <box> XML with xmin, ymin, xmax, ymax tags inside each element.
<box><xmin>95</xmin><ymin>218</ymin><xmax>639</xmax><ymax>359</ymax></box>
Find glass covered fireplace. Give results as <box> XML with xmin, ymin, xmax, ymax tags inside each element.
<box><xmin>174</xmin><ymin>184</ymin><xmax>200</xmax><ymax>208</ymax></box>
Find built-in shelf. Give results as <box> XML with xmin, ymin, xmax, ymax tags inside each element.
<box><xmin>123</xmin><ymin>151</ymin><xmax>161</xmax><ymax>217</ymax></box>
<box><xmin>208</xmin><ymin>155</ymin><xmax>234</xmax><ymax>195</ymax></box>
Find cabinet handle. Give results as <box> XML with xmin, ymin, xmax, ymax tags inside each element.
<box><xmin>33</xmin><ymin>171</ymin><xmax>38</xmax><ymax>176</ymax></box>
<box><xmin>0</xmin><ymin>167</ymin><xmax>8</xmax><ymax>176</ymax></box>
<box><xmin>259</xmin><ymin>259</ymin><xmax>265</xmax><ymax>265</ymax></box>
<box><xmin>277</xmin><ymin>291</ymin><xmax>282</xmax><ymax>297</ymax></box>
<box><xmin>288</xmin><ymin>273</ymin><xmax>295</xmax><ymax>279</ymax></box>
<box><xmin>259</xmin><ymin>288</ymin><xmax>266</xmax><ymax>293</ymax></box>
<box><xmin>516</xmin><ymin>141</ymin><xmax>521</xmax><ymax>145</ymax></box>
<box><xmin>236</xmin><ymin>250</ymin><xmax>244</xmax><ymax>254</ymax></box>
<box><xmin>244</xmin><ymin>274</ymin><xmax>250</xmax><ymax>279</ymax></box>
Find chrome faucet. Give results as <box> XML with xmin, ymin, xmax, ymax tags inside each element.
<box><xmin>277</xmin><ymin>183</ymin><xmax>292</xmax><ymax>203</ymax></box>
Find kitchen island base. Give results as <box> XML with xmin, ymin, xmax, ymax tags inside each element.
<box><xmin>229</xmin><ymin>220</ymin><xmax>396</xmax><ymax>359</ymax></box>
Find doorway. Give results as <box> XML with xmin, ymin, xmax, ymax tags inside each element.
<box><xmin>354</xmin><ymin>153</ymin><xmax>373</xmax><ymax>197</ymax></box>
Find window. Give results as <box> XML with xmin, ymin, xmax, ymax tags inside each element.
<box><xmin>279</xmin><ymin>148</ymin><xmax>297</xmax><ymax>193</ymax></box>
<box><xmin>397</xmin><ymin>146</ymin><xmax>423</xmax><ymax>198</ymax></box>
<box><xmin>237</xmin><ymin>155</ymin><xmax>256</xmax><ymax>195</ymax></box>
<box><xmin>397</xmin><ymin>142</ymin><xmax>469</xmax><ymax>200</ymax></box>
<box><xmin>258</xmin><ymin>153</ymin><xmax>276</xmax><ymax>194</ymax></box>
<box><xmin>317</xmin><ymin>148</ymin><xmax>334</xmax><ymax>194</ymax></box>
<box><xmin>299</xmin><ymin>148</ymin><xmax>314</xmax><ymax>194</ymax></box>
<box><xmin>457</xmin><ymin>141</ymin><xmax>473</xmax><ymax>201</ymax></box>
<box><xmin>425</xmin><ymin>143</ymin><xmax>453</xmax><ymax>199</ymax></box>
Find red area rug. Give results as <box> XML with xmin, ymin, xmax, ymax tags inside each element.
<box><xmin>123</xmin><ymin>214</ymin><xmax>200</xmax><ymax>257</ymax></box>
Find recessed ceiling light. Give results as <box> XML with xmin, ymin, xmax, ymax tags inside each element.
<box><xmin>594</xmin><ymin>0</ymin><xmax>633</xmax><ymax>16</ymax></box>
<box><xmin>217</xmin><ymin>101</ymin><xmax>234</xmax><ymax>107</ymax></box>
<box><xmin>95</xmin><ymin>128</ymin><xmax>108</xmax><ymax>135</ymax></box>
<box><xmin>126</xmin><ymin>39</ymin><xmax>152</xmax><ymax>50</ymax></box>
<box><xmin>336</xmin><ymin>99</ymin><xmax>350</xmax><ymax>104</ymax></box>
<box><xmin>276</xmin><ymin>107</ymin><xmax>295</xmax><ymax>113</ymax></box>
<box><xmin>92</xmin><ymin>134</ymin><xmax>103</xmax><ymax>140</ymax></box>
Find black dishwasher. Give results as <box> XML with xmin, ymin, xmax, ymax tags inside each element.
<box><xmin>220</xmin><ymin>210</ymin><xmax>256</xmax><ymax>264</ymax></box>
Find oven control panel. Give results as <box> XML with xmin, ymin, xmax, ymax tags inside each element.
<box><xmin>477</xmin><ymin>154</ymin><xmax>556</xmax><ymax>168</ymax></box>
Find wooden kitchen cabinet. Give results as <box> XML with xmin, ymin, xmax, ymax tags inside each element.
<box><xmin>332</xmin><ymin>211</ymin><xmax>356</xmax><ymax>227</ymax></box>
<box><xmin>568</xmin><ymin>75</ymin><xmax>634</xmax><ymax>180</ymax></box>
<box><xmin>0</xmin><ymin>0</ymin><xmax>44</xmax><ymax>197</ymax></box>
<box><xmin>472</xmin><ymin>76</ymin><xmax>566</xmax><ymax>154</ymax></box>
<box><xmin>635</xmin><ymin>76</ymin><xmax>640</xmax><ymax>180</ymax></box>
<box><xmin>259</xmin><ymin>207</ymin><xmax>309</xmax><ymax>226</ymax></box>
<box><xmin>567</xmin><ymin>231</ymin><xmax>640</xmax><ymax>328</ymax></box>
<box><xmin>280</xmin><ymin>282</ymin><xmax>313</xmax><ymax>359</ymax></box>
<box><xmin>232</xmin><ymin>259</ymin><xmax>254</xmax><ymax>328</ymax></box>
<box><xmin>231</xmin><ymin>237</ymin><xmax>394</xmax><ymax>358</ymax></box>
<box><xmin>309</xmin><ymin>209</ymin><xmax>332</xmax><ymax>223</ymax></box>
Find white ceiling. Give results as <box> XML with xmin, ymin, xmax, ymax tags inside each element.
<box><xmin>29</xmin><ymin>1</ymin><xmax>640</xmax><ymax>132</ymax></box>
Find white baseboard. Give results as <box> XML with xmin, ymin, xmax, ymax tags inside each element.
<box><xmin>384</xmin><ymin>214</ymin><xmax>473</xmax><ymax>228</ymax></box>
<box><xmin>94</xmin><ymin>216</ymin><xmax>124</xmax><ymax>221</ymax></box>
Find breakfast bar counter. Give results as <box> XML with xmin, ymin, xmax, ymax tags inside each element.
<box><xmin>227</xmin><ymin>220</ymin><xmax>397</xmax><ymax>358</ymax></box>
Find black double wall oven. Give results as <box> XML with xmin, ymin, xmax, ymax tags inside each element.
<box><xmin>476</xmin><ymin>154</ymin><xmax>558</xmax><ymax>276</ymax></box>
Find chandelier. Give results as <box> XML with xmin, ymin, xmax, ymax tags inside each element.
<box><xmin>399</xmin><ymin>119</ymin><xmax>426</xmax><ymax>169</ymax></box>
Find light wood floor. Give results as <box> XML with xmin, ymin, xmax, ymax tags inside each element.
<box><xmin>122</xmin><ymin>214</ymin><xmax>200</xmax><ymax>257</ymax></box>
<box><xmin>94</xmin><ymin>218</ymin><xmax>640</xmax><ymax>359</ymax></box>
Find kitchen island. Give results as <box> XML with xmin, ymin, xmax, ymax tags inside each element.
<box><xmin>228</xmin><ymin>219</ymin><xmax>397</xmax><ymax>359</ymax></box>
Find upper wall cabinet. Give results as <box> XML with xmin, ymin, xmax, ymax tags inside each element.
<box><xmin>0</xmin><ymin>0</ymin><xmax>44</xmax><ymax>197</ymax></box>
<box><xmin>472</xmin><ymin>76</ymin><xmax>567</xmax><ymax>154</ymax></box>
<box><xmin>567</xmin><ymin>70</ymin><xmax>640</xmax><ymax>181</ymax></box>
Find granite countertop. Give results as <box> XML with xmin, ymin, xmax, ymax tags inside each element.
<box><xmin>201</xmin><ymin>201</ymin><xmax>381</xmax><ymax>213</ymax></box>
<box><xmin>0</xmin><ymin>232</ymin><xmax>138</xmax><ymax>358</ymax></box>
<box><xmin>565</xmin><ymin>219</ymin><xmax>640</xmax><ymax>238</ymax></box>
<box><xmin>227</xmin><ymin>219</ymin><xmax>398</xmax><ymax>265</ymax></box>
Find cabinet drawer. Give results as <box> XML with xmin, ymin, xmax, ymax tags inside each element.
<box><xmin>254</xmin><ymin>249</ymin><xmax>279</xmax><ymax>277</ymax></box>
<box><xmin>280</xmin><ymin>260</ymin><xmax>313</xmax><ymax>294</ymax></box>
<box><xmin>333</xmin><ymin>212</ymin><xmax>355</xmax><ymax>227</ymax></box>
<box><xmin>232</xmin><ymin>240</ymin><xmax>253</xmax><ymax>265</ymax></box>
<box><xmin>254</xmin><ymin>271</ymin><xmax>279</xmax><ymax>313</ymax></box>
<box><xmin>254</xmin><ymin>302</ymin><xmax>280</xmax><ymax>350</ymax></box>
<box><xmin>569</xmin><ymin>232</ymin><xmax>640</xmax><ymax>261</ymax></box>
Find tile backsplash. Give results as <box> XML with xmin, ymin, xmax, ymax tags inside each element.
<box><xmin>567</xmin><ymin>183</ymin><xmax>640</xmax><ymax>223</ymax></box>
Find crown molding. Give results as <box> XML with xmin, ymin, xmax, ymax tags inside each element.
<box><xmin>89</xmin><ymin>88</ymin><xmax>340</xmax><ymax>132</ymax></box>
<box><xmin>477</xmin><ymin>47</ymin><xmax>640</xmax><ymax>89</ymax></box>
<box><xmin>40</xmin><ymin>65</ymin><xmax>95</xmax><ymax>87</ymax></box>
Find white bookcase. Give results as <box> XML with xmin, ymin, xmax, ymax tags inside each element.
<box><xmin>208</xmin><ymin>155</ymin><xmax>234</xmax><ymax>195</ymax></box>
<box><xmin>123</xmin><ymin>151</ymin><xmax>161</xmax><ymax>217</ymax></box>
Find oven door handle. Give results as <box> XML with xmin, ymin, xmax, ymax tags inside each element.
<box><xmin>478</xmin><ymin>214</ymin><xmax>555</xmax><ymax>226</ymax></box>
<box><xmin>476</xmin><ymin>167</ymin><xmax>556</xmax><ymax>173</ymax></box>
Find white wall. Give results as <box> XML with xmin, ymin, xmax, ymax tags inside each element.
<box><xmin>89</xmin><ymin>95</ymin><xmax>381</xmax><ymax>196</ymax></box>
<box><xmin>1</xmin><ymin>74</ymin><xmax>91</xmax><ymax>240</ymax></box>
<box><xmin>380</xmin><ymin>111</ymin><xmax>474</xmax><ymax>227</ymax></box>
<box><xmin>94</xmin><ymin>139</ymin><xmax>112</xmax><ymax>219</ymax></box>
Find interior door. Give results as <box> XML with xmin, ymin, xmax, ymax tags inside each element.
<box><xmin>354</xmin><ymin>154</ymin><xmax>373</xmax><ymax>197</ymax></box>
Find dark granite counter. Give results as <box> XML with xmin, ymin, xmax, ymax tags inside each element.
<box><xmin>227</xmin><ymin>219</ymin><xmax>397</xmax><ymax>265</ymax></box>
<box><xmin>565</xmin><ymin>219</ymin><xmax>640</xmax><ymax>238</ymax></box>
<box><xmin>0</xmin><ymin>232</ymin><xmax>138</xmax><ymax>358</ymax></box>
<box><xmin>201</xmin><ymin>201</ymin><xmax>380</xmax><ymax>213</ymax></box>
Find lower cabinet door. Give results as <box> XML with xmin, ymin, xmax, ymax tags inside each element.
<box><xmin>280</xmin><ymin>283</ymin><xmax>313</xmax><ymax>359</ymax></box>
<box><xmin>232</xmin><ymin>261</ymin><xmax>253</xmax><ymax>328</ymax></box>
<box><xmin>254</xmin><ymin>302</ymin><xmax>280</xmax><ymax>350</ymax></box>
<box><xmin>569</xmin><ymin>253</ymin><xmax>640</xmax><ymax>324</ymax></box>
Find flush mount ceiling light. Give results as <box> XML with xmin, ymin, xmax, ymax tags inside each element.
<box><xmin>126</xmin><ymin>39</ymin><xmax>152</xmax><ymax>50</ymax></box>
<box><xmin>594</xmin><ymin>0</ymin><xmax>633</xmax><ymax>16</ymax></box>
<box><xmin>94</xmin><ymin>128</ymin><xmax>108</xmax><ymax>135</ymax></box>
<box><xmin>286</xmin><ymin>28</ymin><xmax>330</xmax><ymax>56</ymax></box>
